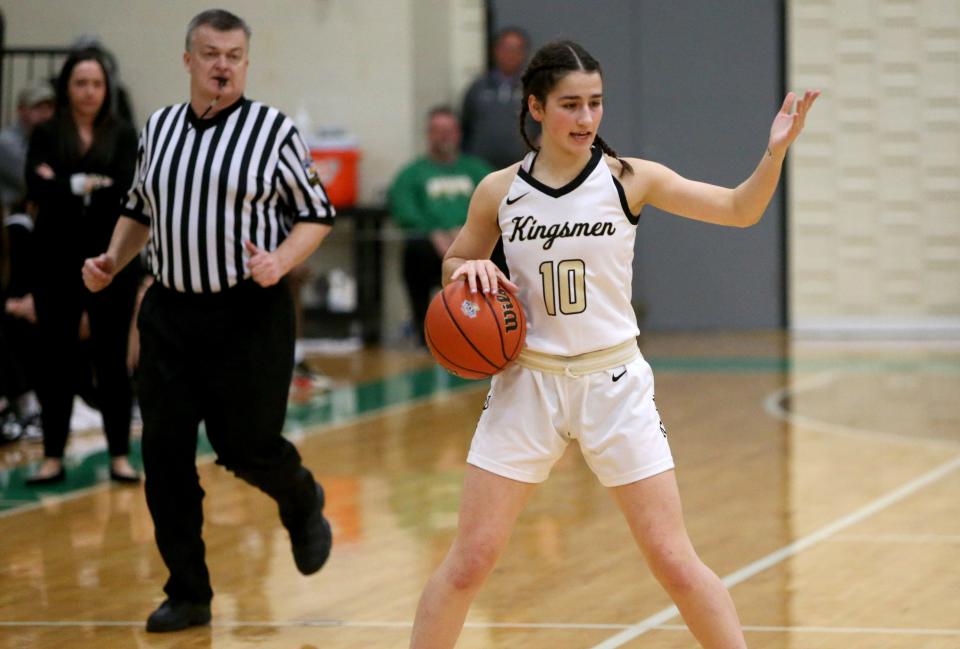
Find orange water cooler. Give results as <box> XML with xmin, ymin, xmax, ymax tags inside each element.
<box><xmin>309</xmin><ymin>130</ymin><xmax>361</xmax><ymax>209</ymax></box>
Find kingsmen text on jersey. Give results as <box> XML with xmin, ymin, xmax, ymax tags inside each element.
<box><xmin>500</xmin><ymin>146</ymin><xmax>640</xmax><ymax>356</ymax></box>
<box><xmin>123</xmin><ymin>97</ymin><xmax>335</xmax><ymax>294</ymax></box>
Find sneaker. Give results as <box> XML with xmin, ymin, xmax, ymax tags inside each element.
<box><xmin>70</xmin><ymin>396</ymin><xmax>102</xmax><ymax>431</ymax></box>
<box><xmin>291</xmin><ymin>362</ymin><xmax>333</xmax><ymax>392</ymax></box>
<box><xmin>145</xmin><ymin>598</ymin><xmax>211</xmax><ymax>633</ymax></box>
<box><xmin>288</xmin><ymin>483</ymin><xmax>333</xmax><ymax>575</ymax></box>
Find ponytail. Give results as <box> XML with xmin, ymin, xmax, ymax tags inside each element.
<box><xmin>593</xmin><ymin>134</ymin><xmax>633</xmax><ymax>176</ymax></box>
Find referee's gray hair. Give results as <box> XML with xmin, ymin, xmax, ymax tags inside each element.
<box><xmin>185</xmin><ymin>9</ymin><xmax>252</xmax><ymax>52</ymax></box>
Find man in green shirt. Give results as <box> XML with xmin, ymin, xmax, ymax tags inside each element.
<box><xmin>388</xmin><ymin>106</ymin><xmax>492</xmax><ymax>346</ymax></box>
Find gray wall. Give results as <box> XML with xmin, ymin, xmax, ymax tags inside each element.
<box><xmin>491</xmin><ymin>0</ymin><xmax>785</xmax><ymax>329</ymax></box>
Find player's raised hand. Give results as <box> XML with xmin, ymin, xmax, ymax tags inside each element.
<box><xmin>245</xmin><ymin>240</ymin><xmax>283</xmax><ymax>287</ymax></box>
<box><xmin>450</xmin><ymin>259</ymin><xmax>519</xmax><ymax>296</ymax></box>
<box><xmin>82</xmin><ymin>253</ymin><xmax>116</xmax><ymax>293</ymax></box>
<box><xmin>768</xmin><ymin>90</ymin><xmax>820</xmax><ymax>158</ymax></box>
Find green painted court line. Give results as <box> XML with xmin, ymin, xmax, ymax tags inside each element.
<box><xmin>647</xmin><ymin>356</ymin><xmax>960</xmax><ymax>374</ymax></box>
<box><xmin>0</xmin><ymin>366</ymin><xmax>479</xmax><ymax>514</ymax></box>
<box><xmin>285</xmin><ymin>364</ymin><xmax>479</xmax><ymax>430</ymax></box>
<box><xmin>1</xmin><ymin>354</ymin><xmax>957</xmax><ymax>513</ymax></box>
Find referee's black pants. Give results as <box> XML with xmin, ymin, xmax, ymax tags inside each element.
<box><xmin>138</xmin><ymin>278</ymin><xmax>321</xmax><ymax>604</ymax></box>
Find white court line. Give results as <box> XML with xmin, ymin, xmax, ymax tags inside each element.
<box><xmin>830</xmin><ymin>533</ymin><xmax>960</xmax><ymax>544</ymax></box>
<box><xmin>588</xmin><ymin>454</ymin><xmax>960</xmax><ymax>649</ymax></box>
<box><xmin>662</xmin><ymin>624</ymin><xmax>960</xmax><ymax>637</ymax></box>
<box><xmin>0</xmin><ymin>483</ymin><xmax>114</xmax><ymax>521</ymax></box>
<box><xmin>763</xmin><ymin>372</ymin><xmax>960</xmax><ymax>451</ymax></box>
<box><xmin>2</xmin><ymin>619</ymin><xmax>959</xmax><ymax>638</ymax></box>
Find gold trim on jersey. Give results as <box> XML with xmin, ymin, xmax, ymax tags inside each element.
<box><xmin>515</xmin><ymin>339</ymin><xmax>640</xmax><ymax>378</ymax></box>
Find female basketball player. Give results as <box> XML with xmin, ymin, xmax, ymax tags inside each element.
<box><xmin>409</xmin><ymin>41</ymin><xmax>818</xmax><ymax>648</ymax></box>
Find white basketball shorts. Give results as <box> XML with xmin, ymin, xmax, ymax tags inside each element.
<box><xmin>467</xmin><ymin>353</ymin><xmax>674</xmax><ymax>487</ymax></box>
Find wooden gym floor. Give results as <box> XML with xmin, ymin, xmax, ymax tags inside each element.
<box><xmin>0</xmin><ymin>332</ymin><xmax>957</xmax><ymax>648</ymax></box>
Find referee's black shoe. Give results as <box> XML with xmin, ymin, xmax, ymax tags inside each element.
<box><xmin>145</xmin><ymin>599</ymin><xmax>211</xmax><ymax>632</ymax></box>
<box><xmin>288</xmin><ymin>482</ymin><xmax>333</xmax><ymax>575</ymax></box>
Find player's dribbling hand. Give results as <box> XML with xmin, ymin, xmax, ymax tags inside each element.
<box><xmin>82</xmin><ymin>254</ymin><xmax>115</xmax><ymax>293</ymax></box>
<box><xmin>450</xmin><ymin>259</ymin><xmax>519</xmax><ymax>296</ymax></box>
<box><xmin>244</xmin><ymin>240</ymin><xmax>283</xmax><ymax>287</ymax></box>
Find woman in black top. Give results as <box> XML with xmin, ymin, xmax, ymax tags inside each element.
<box><xmin>25</xmin><ymin>49</ymin><xmax>140</xmax><ymax>484</ymax></box>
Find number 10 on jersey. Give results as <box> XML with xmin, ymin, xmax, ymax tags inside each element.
<box><xmin>539</xmin><ymin>260</ymin><xmax>587</xmax><ymax>316</ymax></box>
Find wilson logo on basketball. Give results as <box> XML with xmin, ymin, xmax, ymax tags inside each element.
<box><xmin>461</xmin><ymin>300</ymin><xmax>480</xmax><ymax>318</ymax></box>
<box><xmin>495</xmin><ymin>291</ymin><xmax>518</xmax><ymax>332</ymax></box>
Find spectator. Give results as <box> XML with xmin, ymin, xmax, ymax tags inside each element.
<box><xmin>461</xmin><ymin>27</ymin><xmax>531</xmax><ymax>171</ymax></box>
<box><xmin>24</xmin><ymin>49</ymin><xmax>140</xmax><ymax>485</ymax></box>
<box><xmin>1</xmin><ymin>208</ymin><xmax>42</xmax><ymax>443</ymax></box>
<box><xmin>0</xmin><ymin>81</ymin><xmax>53</xmax><ymax>443</ymax></box>
<box><xmin>0</xmin><ymin>82</ymin><xmax>56</xmax><ymax>214</ymax></box>
<box><xmin>70</xmin><ymin>36</ymin><xmax>136</xmax><ymax>127</ymax></box>
<box><xmin>388</xmin><ymin>107</ymin><xmax>492</xmax><ymax>346</ymax></box>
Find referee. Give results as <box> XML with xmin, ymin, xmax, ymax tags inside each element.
<box><xmin>82</xmin><ymin>10</ymin><xmax>334</xmax><ymax>632</ymax></box>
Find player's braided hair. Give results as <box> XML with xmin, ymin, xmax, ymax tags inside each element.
<box><xmin>518</xmin><ymin>40</ymin><xmax>633</xmax><ymax>176</ymax></box>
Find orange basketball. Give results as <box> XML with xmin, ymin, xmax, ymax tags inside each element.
<box><xmin>424</xmin><ymin>281</ymin><xmax>526</xmax><ymax>379</ymax></box>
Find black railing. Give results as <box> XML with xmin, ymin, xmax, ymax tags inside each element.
<box><xmin>0</xmin><ymin>11</ymin><xmax>71</xmax><ymax>125</ymax></box>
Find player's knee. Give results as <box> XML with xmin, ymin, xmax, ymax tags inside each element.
<box><xmin>445</xmin><ymin>540</ymin><xmax>501</xmax><ymax>591</ymax></box>
<box><xmin>646</xmin><ymin>547</ymin><xmax>703</xmax><ymax>595</ymax></box>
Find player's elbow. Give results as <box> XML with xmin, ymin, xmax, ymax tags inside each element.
<box><xmin>729</xmin><ymin>187</ymin><xmax>772</xmax><ymax>228</ymax></box>
<box><xmin>735</xmin><ymin>210</ymin><xmax>763</xmax><ymax>228</ymax></box>
<box><xmin>728</xmin><ymin>195</ymin><xmax>764</xmax><ymax>228</ymax></box>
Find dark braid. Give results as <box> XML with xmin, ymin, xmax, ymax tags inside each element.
<box><xmin>593</xmin><ymin>134</ymin><xmax>632</xmax><ymax>176</ymax></box>
<box><xmin>518</xmin><ymin>41</ymin><xmax>633</xmax><ymax>176</ymax></box>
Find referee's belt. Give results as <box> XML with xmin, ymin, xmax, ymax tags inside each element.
<box><xmin>515</xmin><ymin>339</ymin><xmax>640</xmax><ymax>378</ymax></box>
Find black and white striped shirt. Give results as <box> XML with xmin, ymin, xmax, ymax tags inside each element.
<box><xmin>124</xmin><ymin>97</ymin><xmax>334</xmax><ymax>293</ymax></box>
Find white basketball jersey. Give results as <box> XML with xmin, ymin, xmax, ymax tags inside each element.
<box><xmin>499</xmin><ymin>146</ymin><xmax>640</xmax><ymax>356</ymax></box>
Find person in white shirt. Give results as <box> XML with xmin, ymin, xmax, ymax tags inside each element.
<box><xmin>409</xmin><ymin>39</ymin><xmax>818</xmax><ymax>649</ymax></box>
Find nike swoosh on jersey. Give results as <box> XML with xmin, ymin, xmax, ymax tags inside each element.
<box><xmin>505</xmin><ymin>192</ymin><xmax>529</xmax><ymax>205</ymax></box>
<box><xmin>612</xmin><ymin>370</ymin><xmax>627</xmax><ymax>382</ymax></box>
